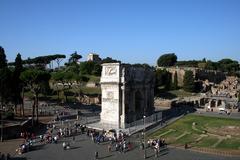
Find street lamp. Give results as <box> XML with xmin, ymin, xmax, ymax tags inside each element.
<box><xmin>0</xmin><ymin>109</ymin><xmax>3</xmax><ymax>142</ymax></box>
<box><xmin>143</xmin><ymin>115</ymin><xmax>146</xmax><ymax>159</ymax></box>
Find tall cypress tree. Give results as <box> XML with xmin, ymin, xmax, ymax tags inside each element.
<box><xmin>173</xmin><ymin>72</ymin><xmax>178</xmax><ymax>89</ymax></box>
<box><xmin>0</xmin><ymin>46</ymin><xmax>7</xmax><ymax>68</ymax></box>
<box><xmin>183</xmin><ymin>70</ymin><xmax>195</xmax><ymax>92</ymax></box>
<box><xmin>13</xmin><ymin>53</ymin><xmax>23</xmax><ymax>115</ymax></box>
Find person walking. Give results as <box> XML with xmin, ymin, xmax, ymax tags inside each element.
<box><xmin>108</xmin><ymin>144</ymin><xmax>111</xmax><ymax>152</ymax></box>
<box><xmin>95</xmin><ymin>151</ymin><xmax>99</xmax><ymax>160</ymax></box>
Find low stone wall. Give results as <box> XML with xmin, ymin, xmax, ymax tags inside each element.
<box><xmin>154</xmin><ymin>98</ymin><xmax>175</xmax><ymax>109</ymax></box>
<box><xmin>77</xmin><ymin>95</ymin><xmax>101</xmax><ymax>104</ymax></box>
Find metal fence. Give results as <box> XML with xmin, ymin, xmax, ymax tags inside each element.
<box><xmin>126</xmin><ymin>112</ymin><xmax>162</xmax><ymax>134</ymax></box>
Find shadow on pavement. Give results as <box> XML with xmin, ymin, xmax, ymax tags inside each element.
<box><xmin>98</xmin><ymin>154</ymin><xmax>114</xmax><ymax>159</ymax></box>
<box><xmin>70</xmin><ymin>146</ymin><xmax>81</xmax><ymax>150</ymax></box>
<box><xmin>10</xmin><ymin>158</ymin><xmax>27</xmax><ymax>160</ymax></box>
<box><xmin>30</xmin><ymin>143</ymin><xmax>46</xmax><ymax>151</ymax></box>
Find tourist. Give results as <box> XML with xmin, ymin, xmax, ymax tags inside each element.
<box><xmin>1</xmin><ymin>154</ymin><xmax>5</xmax><ymax>160</ymax></box>
<box><xmin>127</xmin><ymin>142</ymin><xmax>132</xmax><ymax>151</ymax></box>
<box><xmin>54</xmin><ymin>136</ymin><xmax>58</xmax><ymax>144</ymax></box>
<box><xmin>108</xmin><ymin>144</ymin><xmax>111</xmax><ymax>152</ymax></box>
<box><xmin>95</xmin><ymin>151</ymin><xmax>99</xmax><ymax>160</ymax></box>
<box><xmin>87</xmin><ymin>129</ymin><xmax>90</xmax><ymax>136</ymax></box>
<box><xmin>154</xmin><ymin>147</ymin><xmax>158</xmax><ymax>158</ymax></box>
<box><xmin>123</xmin><ymin>141</ymin><xmax>127</xmax><ymax>153</ymax></box>
<box><xmin>63</xmin><ymin>142</ymin><xmax>66</xmax><ymax>150</ymax></box>
<box><xmin>115</xmin><ymin>143</ymin><xmax>119</xmax><ymax>151</ymax></box>
<box><xmin>6</xmin><ymin>153</ymin><xmax>10</xmax><ymax>160</ymax></box>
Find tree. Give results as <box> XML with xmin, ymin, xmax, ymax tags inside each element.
<box><xmin>79</xmin><ymin>61</ymin><xmax>95</xmax><ymax>75</ymax></box>
<box><xmin>92</xmin><ymin>63</ymin><xmax>101</xmax><ymax>76</ymax></box>
<box><xmin>218</xmin><ymin>58</ymin><xmax>239</xmax><ymax>73</ymax></box>
<box><xmin>51</xmin><ymin>71</ymin><xmax>85</xmax><ymax>103</ymax></box>
<box><xmin>0</xmin><ymin>46</ymin><xmax>12</xmax><ymax>106</ymax></box>
<box><xmin>71</xmin><ymin>73</ymin><xmax>89</xmax><ymax>100</ymax></box>
<box><xmin>205</xmin><ymin>60</ymin><xmax>217</xmax><ymax>70</ymax></box>
<box><xmin>20</xmin><ymin>69</ymin><xmax>51</xmax><ymax>125</ymax></box>
<box><xmin>0</xmin><ymin>47</ymin><xmax>11</xmax><ymax>142</ymax></box>
<box><xmin>0</xmin><ymin>46</ymin><xmax>7</xmax><ymax>68</ymax></box>
<box><xmin>157</xmin><ymin>53</ymin><xmax>177</xmax><ymax>67</ymax></box>
<box><xmin>183</xmin><ymin>70</ymin><xmax>195</xmax><ymax>92</ymax></box>
<box><xmin>202</xmin><ymin>58</ymin><xmax>206</xmax><ymax>62</ymax></box>
<box><xmin>173</xmin><ymin>72</ymin><xmax>178</xmax><ymax>89</ymax></box>
<box><xmin>51</xmin><ymin>71</ymin><xmax>66</xmax><ymax>103</ymax></box>
<box><xmin>69</xmin><ymin>51</ymin><xmax>82</xmax><ymax>64</ymax></box>
<box><xmin>155</xmin><ymin>69</ymin><xmax>172</xmax><ymax>91</ymax></box>
<box><xmin>53</xmin><ymin>54</ymin><xmax>66</xmax><ymax>69</ymax></box>
<box><xmin>0</xmin><ymin>69</ymin><xmax>12</xmax><ymax>105</ymax></box>
<box><xmin>12</xmin><ymin>53</ymin><xmax>24</xmax><ymax>116</ymax></box>
<box><xmin>101</xmin><ymin>57</ymin><xmax>120</xmax><ymax>63</ymax></box>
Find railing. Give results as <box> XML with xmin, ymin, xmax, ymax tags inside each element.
<box><xmin>125</xmin><ymin>112</ymin><xmax>162</xmax><ymax>128</ymax></box>
<box><xmin>126</xmin><ymin>112</ymin><xmax>162</xmax><ymax>134</ymax></box>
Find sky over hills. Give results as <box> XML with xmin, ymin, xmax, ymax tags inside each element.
<box><xmin>0</xmin><ymin>0</ymin><xmax>240</xmax><ymax>65</ymax></box>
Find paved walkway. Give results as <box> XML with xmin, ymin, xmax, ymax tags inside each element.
<box><xmin>15</xmin><ymin>134</ymin><xmax>240</xmax><ymax>160</ymax></box>
<box><xmin>0</xmin><ymin>138</ymin><xmax>25</xmax><ymax>156</ymax></box>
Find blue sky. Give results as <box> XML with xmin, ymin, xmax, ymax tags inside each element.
<box><xmin>0</xmin><ymin>0</ymin><xmax>240</xmax><ymax>65</ymax></box>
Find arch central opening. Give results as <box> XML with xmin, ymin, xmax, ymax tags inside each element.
<box><xmin>135</xmin><ymin>90</ymin><xmax>144</xmax><ymax>120</ymax></box>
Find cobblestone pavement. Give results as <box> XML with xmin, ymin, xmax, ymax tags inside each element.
<box><xmin>14</xmin><ymin>134</ymin><xmax>240</xmax><ymax>160</ymax></box>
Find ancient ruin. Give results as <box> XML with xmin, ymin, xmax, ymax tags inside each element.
<box><xmin>100</xmin><ymin>63</ymin><xmax>155</xmax><ymax>128</ymax></box>
<box><xmin>158</xmin><ymin>66</ymin><xmax>226</xmax><ymax>86</ymax></box>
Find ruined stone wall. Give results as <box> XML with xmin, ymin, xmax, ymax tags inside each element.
<box><xmin>158</xmin><ymin>67</ymin><xmax>226</xmax><ymax>87</ymax></box>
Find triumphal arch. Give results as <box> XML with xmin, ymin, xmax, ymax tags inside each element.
<box><xmin>100</xmin><ymin>63</ymin><xmax>155</xmax><ymax>128</ymax></box>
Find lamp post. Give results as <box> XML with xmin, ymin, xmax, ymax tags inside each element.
<box><xmin>143</xmin><ymin>115</ymin><xmax>146</xmax><ymax>159</ymax></box>
<box><xmin>1</xmin><ymin>109</ymin><xmax>3</xmax><ymax>142</ymax></box>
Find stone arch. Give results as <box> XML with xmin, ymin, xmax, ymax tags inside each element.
<box><xmin>135</xmin><ymin>90</ymin><xmax>144</xmax><ymax>120</ymax></box>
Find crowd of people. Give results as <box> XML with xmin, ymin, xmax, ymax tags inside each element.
<box><xmin>86</xmin><ymin>129</ymin><xmax>133</xmax><ymax>154</ymax></box>
<box><xmin>147</xmin><ymin>138</ymin><xmax>167</xmax><ymax>157</ymax></box>
<box><xmin>0</xmin><ymin>152</ymin><xmax>11</xmax><ymax>160</ymax></box>
<box><xmin>16</xmin><ymin>131</ymin><xmax>36</xmax><ymax>154</ymax></box>
<box><xmin>14</xmin><ymin>120</ymin><xmax>167</xmax><ymax>159</ymax></box>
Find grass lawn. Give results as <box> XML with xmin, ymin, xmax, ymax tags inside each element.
<box><xmin>155</xmin><ymin>88</ymin><xmax>199</xmax><ymax>99</ymax></box>
<box><xmin>148</xmin><ymin>114</ymin><xmax>240</xmax><ymax>150</ymax></box>
<box><xmin>168</xmin><ymin>89</ymin><xmax>197</xmax><ymax>98</ymax></box>
<box><xmin>217</xmin><ymin>138</ymin><xmax>240</xmax><ymax>150</ymax></box>
<box><xmin>80</xmin><ymin>87</ymin><xmax>101</xmax><ymax>95</ymax></box>
<box><xmin>195</xmin><ymin>136</ymin><xmax>219</xmax><ymax>148</ymax></box>
<box><xmin>85</xmin><ymin>75</ymin><xmax>100</xmax><ymax>83</ymax></box>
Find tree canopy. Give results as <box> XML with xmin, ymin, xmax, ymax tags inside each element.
<box><xmin>155</xmin><ymin>69</ymin><xmax>172</xmax><ymax>90</ymax></box>
<box><xmin>69</xmin><ymin>52</ymin><xmax>82</xmax><ymax>64</ymax></box>
<box><xmin>101</xmin><ymin>57</ymin><xmax>120</xmax><ymax>64</ymax></box>
<box><xmin>157</xmin><ymin>53</ymin><xmax>177</xmax><ymax>67</ymax></box>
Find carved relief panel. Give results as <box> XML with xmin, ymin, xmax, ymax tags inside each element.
<box><xmin>105</xmin><ymin>66</ymin><xmax>117</xmax><ymax>76</ymax></box>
